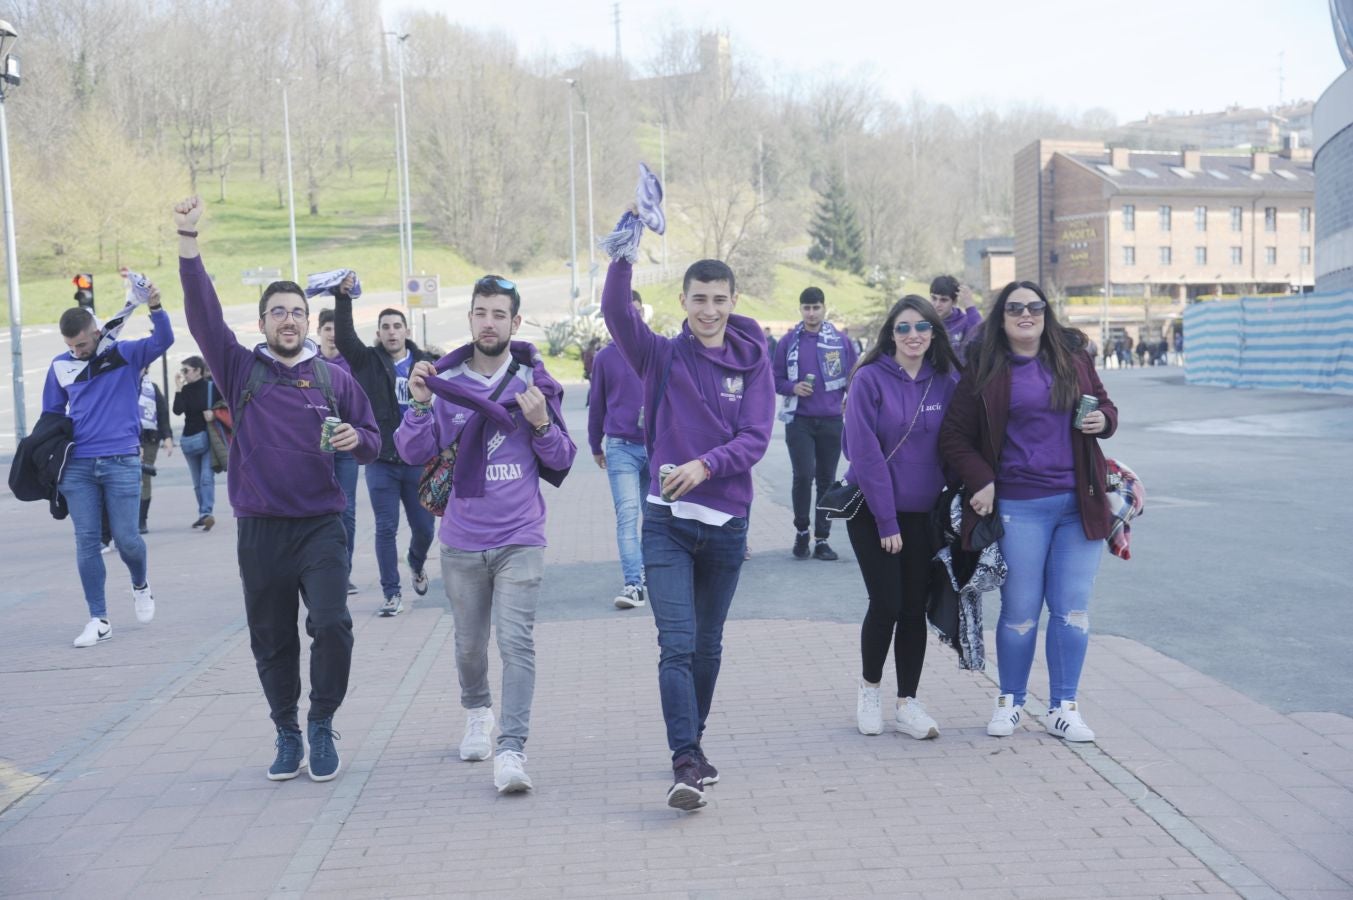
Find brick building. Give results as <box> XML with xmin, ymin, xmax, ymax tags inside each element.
<box><xmin>1014</xmin><ymin>140</ymin><xmax>1315</xmax><ymax>300</ymax></box>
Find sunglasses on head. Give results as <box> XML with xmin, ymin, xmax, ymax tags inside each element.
<box><xmin>894</xmin><ymin>321</ymin><xmax>934</xmax><ymax>335</ymax></box>
<box><xmin>475</xmin><ymin>275</ymin><xmax>517</xmax><ymax>294</ymax></box>
<box><xmin>1004</xmin><ymin>301</ymin><xmax>1047</xmax><ymax>316</ymax></box>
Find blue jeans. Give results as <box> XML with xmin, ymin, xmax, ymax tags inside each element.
<box><xmin>642</xmin><ymin>502</ymin><xmax>748</xmax><ymax>760</ymax></box>
<box><xmin>334</xmin><ymin>452</ymin><xmax>358</xmax><ymax>573</ymax></box>
<box><xmin>59</xmin><ymin>455</ymin><xmax>148</xmax><ymax>619</ymax></box>
<box><xmin>995</xmin><ymin>492</ymin><xmax>1103</xmax><ymax>708</ymax></box>
<box><xmin>365</xmin><ymin>460</ymin><xmax>435</xmax><ymax>599</ymax></box>
<box><xmin>179</xmin><ymin>431</ymin><xmax>215</xmax><ymax>517</ymax></box>
<box><xmin>604</xmin><ymin>437</ymin><xmax>648</xmax><ymax>587</ymax></box>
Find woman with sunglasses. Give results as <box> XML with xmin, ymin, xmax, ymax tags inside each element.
<box><xmin>939</xmin><ymin>281</ymin><xmax>1117</xmax><ymax>742</ymax></box>
<box><xmin>172</xmin><ymin>355</ymin><xmax>218</xmax><ymax>530</ymax></box>
<box><xmin>843</xmin><ymin>295</ymin><xmax>961</xmax><ymax>738</ymax></box>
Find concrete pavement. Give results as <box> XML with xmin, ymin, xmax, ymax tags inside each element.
<box><xmin>0</xmin><ymin>374</ymin><xmax>1350</xmax><ymax>898</ymax></box>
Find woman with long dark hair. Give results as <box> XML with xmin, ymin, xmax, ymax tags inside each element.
<box><xmin>843</xmin><ymin>295</ymin><xmax>961</xmax><ymax>738</ymax></box>
<box><xmin>172</xmin><ymin>355</ymin><xmax>217</xmax><ymax>530</ymax></box>
<box><xmin>939</xmin><ymin>281</ymin><xmax>1117</xmax><ymax>742</ymax></box>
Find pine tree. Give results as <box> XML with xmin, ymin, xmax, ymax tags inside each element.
<box><xmin>807</xmin><ymin>168</ymin><xmax>865</xmax><ymax>275</ymax></box>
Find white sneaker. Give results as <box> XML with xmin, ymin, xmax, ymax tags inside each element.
<box><xmin>73</xmin><ymin>618</ymin><xmax>111</xmax><ymax>648</ymax></box>
<box><xmin>856</xmin><ymin>681</ymin><xmax>883</xmax><ymax>735</ymax></box>
<box><xmin>132</xmin><ymin>584</ymin><xmax>155</xmax><ymax>624</ymax></box>
<box><xmin>1046</xmin><ymin>701</ymin><xmax>1096</xmax><ymax>742</ymax></box>
<box><xmin>379</xmin><ymin>593</ymin><xmax>403</xmax><ymax>618</ymax></box>
<box><xmin>459</xmin><ymin>707</ymin><xmax>495</xmax><ymax>761</ymax></box>
<box><xmin>894</xmin><ymin>697</ymin><xmax>939</xmax><ymax>739</ymax></box>
<box><xmin>493</xmin><ymin>750</ymin><xmax>533</xmax><ymax>793</ymax></box>
<box><xmin>987</xmin><ymin>693</ymin><xmax>1023</xmax><ymax>737</ymax></box>
<box><xmin>614</xmin><ymin>584</ymin><xmax>646</xmax><ymax>609</ymax></box>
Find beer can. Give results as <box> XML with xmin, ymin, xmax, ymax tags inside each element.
<box><xmin>659</xmin><ymin>463</ymin><xmax>677</xmax><ymax>502</ymax></box>
<box><xmin>805</xmin><ymin>373</ymin><xmax>816</xmax><ymax>385</ymax></box>
<box><xmin>320</xmin><ymin>416</ymin><xmax>342</xmax><ymax>452</ymax></box>
<box><xmin>1072</xmin><ymin>394</ymin><xmax>1099</xmax><ymax>429</ymax></box>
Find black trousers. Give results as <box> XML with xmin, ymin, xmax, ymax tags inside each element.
<box><xmin>785</xmin><ymin>414</ymin><xmax>843</xmax><ymax>539</ymax></box>
<box><xmin>237</xmin><ymin>514</ymin><xmax>353</xmax><ymax>729</ymax></box>
<box><xmin>847</xmin><ymin>506</ymin><xmax>934</xmax><ymax>698</ymax></box>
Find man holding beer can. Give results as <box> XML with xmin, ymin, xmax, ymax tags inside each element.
<box><xmin>174</xmin><ymin>196</ymin><xmax>381</xmax><ymax>784</ymax></box>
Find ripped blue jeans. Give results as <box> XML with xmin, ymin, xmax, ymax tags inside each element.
<box><xmin>995</xmin><ymin>492</ymin><xmax>1102</xmax><ymax>708</ymax></box>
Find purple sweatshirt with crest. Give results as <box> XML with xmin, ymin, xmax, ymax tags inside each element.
<box><xmin>180</xmin><ymin>255</ymin><xmax>381</xmax><ymax>518</ymax></box>
<box><xmin>843</xmin><ymin>358</ymin><xmax>958</xmax><ymax>538</ymax></box>
<box><xmin>601</xmin><ymin>260</ymin><xmax>774</xmax><ymax>519</ymax></box>
<box><xmin>586</xmin><ymin>343</ymin><xmax>645</xmax><ymax>454</ymax></box>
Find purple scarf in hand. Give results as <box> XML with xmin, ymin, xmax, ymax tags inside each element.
<box><xmin>423</xmin><ymin>341</ymin><xmax>570</xmax><ymax>497</ymax></box>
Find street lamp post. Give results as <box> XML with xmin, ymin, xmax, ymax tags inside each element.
<box><xmin>564</xmin><ymin>79</ymin><xmax>579</xmax><ymax>314</ymax></box>
<box><xmin>578</xmin><ymin>109</ymin><xmax>596</xmax><ymax>306</ymax></box>
<box><xmin>279</xmin><ymin>79</ymin><xmax>299</xmax><ymax>283</ymax></box>
<box><xmin>0</xmin><ymin>21</ymin><xmax>25</xmax><ymax>440</ymax></box>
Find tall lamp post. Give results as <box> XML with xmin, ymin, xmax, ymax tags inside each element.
<box><xmin>563</xmin><ymin>79</ymin><xmax>579</xmax><ymax>315</ymax></box>
<box><xmin>278</xmin><ymin>79</ymin><xmax>299</xmax><ymax>283</ymax></box>
<box><xmin>387</xmin><ymin>31</ymin><xmax>415</xmax><ymax>334</ymax></box>
<box><xmin>577</xmin><ymin>108</ymin><xmax>596</xmax><ymax>306</ymax></box>
<box><xmin>0</xmin><ymin>21</ymin><xmax>25</xmax><ymax>441</ymax></box>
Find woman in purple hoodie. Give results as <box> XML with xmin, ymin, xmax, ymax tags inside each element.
<box><xmin>842</xmin><ymin>295</ymin><xmax>960</xmax><ymax>739</ymax></box>
<box><xmin>939</xmin><ymin>281</ymin><xmax>1117</xmax><ymax>744</ymax></box>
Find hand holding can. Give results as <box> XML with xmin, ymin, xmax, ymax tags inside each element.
<box><xmin>320</xmin><ymin>416</ymin><xmax>342</xmax><ymax>452</ymax></box>
<box><xmin>1072</xmin><ymin>395</ymin><xmax>1099</xmax><ymax>430</ymax></box>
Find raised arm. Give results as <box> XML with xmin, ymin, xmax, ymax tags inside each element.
<box><xmin>121</xmin><ymin>282</ymin><xmax>175</xmax><ymax>369</ymax></box>
<box><xmin>601</xmin><ymin>260</ymin><xmax>659</xmax><ymax>377</ymax></box>
<box><xmin>332</xmin><ymin>283</ymin><xmax>369</xmax><ymax>371</ymax></box>
<box><xmin>174</xmin><ymin>197</ymin><xmax>251</xmax><ymax>395</ymax></box>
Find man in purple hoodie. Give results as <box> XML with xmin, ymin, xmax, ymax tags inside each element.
<box><xmin>931</xmin><ymin>275</ymin><xmax>983</xmax><ymax>360</ymax></box>
<box><xmin>174</xmin><ymin>196</ymin><xmax>381</xmax><ymax>785</ymax></box>
<box><xmin>397</xmin><ymin>275</ymin><xmax>576</xmax><ymax>795</ymax></box>
<box><xmin>603</xmin><ymin>256</ymin><xmax>774</xmax><ymax>811</ymax></box>
<box><xmin>588</xmin><ymin>289</ymin><xmax>649</xmax><ymax>610</ymax></box>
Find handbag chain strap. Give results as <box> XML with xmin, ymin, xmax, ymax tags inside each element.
<box><xmin>881</xmin><ymin>377</ymin><xmax>932</xmax><ymax>464</ymax></box>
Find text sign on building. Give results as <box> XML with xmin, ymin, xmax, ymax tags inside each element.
<box><xmin>1059</xmin><ymin>224</ymin><xmax>1096</xmax><ymax>265</ymax></box>
<box><xmin>406</xmin><ymin>275</ymin><xmax>441</xmax><ymax>309</ymax></box>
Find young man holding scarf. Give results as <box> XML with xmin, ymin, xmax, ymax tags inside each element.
<box><xmin>397</xmin><ymin>276</ymin><xmax>575</xmax><ymax>795</ymax></box>
<box><xmin>45</xmin><ymin>278</ymin><xmax>174</xmax><ymax>648</ymax></box>
<box><xmin>772</xmin><ymin>287</ymin><xmax>856</xmax><ymax>561</ymax></box>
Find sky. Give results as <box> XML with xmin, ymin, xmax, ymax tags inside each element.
<box><xmin>382</xmin><ymin>0</ymin><xmax>1345</xmax><ymax>123</ymax></box>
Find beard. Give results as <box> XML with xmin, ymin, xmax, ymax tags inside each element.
<box><xmin>267</xmin><ymin>333</ymin><xmax>304</xmax><ymax>360</ymax></box>
<box><xmin>475</xmin><ymin>335</ymin><xmax>509</xmax><ymax>357</ymax></box>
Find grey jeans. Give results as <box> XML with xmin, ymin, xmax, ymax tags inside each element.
<box><xmin>440</xmin><ymin>544</ymin><xmax>544</xmax><ymax>754</ymax></box>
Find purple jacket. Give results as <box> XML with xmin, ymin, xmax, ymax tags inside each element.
<box><xmin>601</xmin><ymin>260</ymin><xmax>773</xmax><ymax>519</ymax></box>
<box><xmin>586</xmin><ymin>343</ymin><xmax>645</xmax><ymax>454</ymax></box>
<box><xmin>843</xmin><ymin>358</ymin><xmax>958</xmax><ymax>537</ymax></box>
<box><xmin>180</xmin><ymin>255</ymin><xmax>380</xmax><ymax>518</ymax></box>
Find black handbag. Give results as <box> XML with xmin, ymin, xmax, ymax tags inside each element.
<box><xmin>817</xmin><ymin>379</ymin><xmax>932</xmax><ymax>523</ymax></box>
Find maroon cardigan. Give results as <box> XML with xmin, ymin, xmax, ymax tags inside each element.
<box><xmin>938</xmin><ymin>351</ymin><xmax>1117</xmax><ymax>550</ymax></box>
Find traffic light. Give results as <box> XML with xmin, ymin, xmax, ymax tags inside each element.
<box><xmin>73</xmin><ymin>273</ymin><xmax>94</xmax><ymax>311</ymax></box>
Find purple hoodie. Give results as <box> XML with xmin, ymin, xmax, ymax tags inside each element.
<box><xmin>843</xmin><ymin>358</ymin><xmax>958</xmax><ymax>538</ymax></box>
<box><xmin>602</xmin><ymin>260</ymin><xmax>773</xmax><ymax>519</ymax></box>
<box><xmin>586</xmin><ymin>343</ymin><xmax>645</xmax><ymax>454</ymax></box>
<box><xmin>180</xmin><ymin>255</ymin><xmax>381</xmax><ymax>518</ymax></box>
<box><xmin>772</xmin><ymin>326</ymin><xmax>857</xmax><ymax>419</ymax></box>
<box><xmin>944</xmin><ymin>306</ymin><xmax>983</xmax><ymax>358</ymax></box>
<box><xmin>996</xmin><ymin>354</ymin><xmax>1076</xmax><ymax>499</ymax></box>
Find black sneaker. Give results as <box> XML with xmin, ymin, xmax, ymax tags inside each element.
<box><xmin>694</xmin><ymin>749</ymin><xmax>720</xmax><ymax>786</ymax></box>
<box><xmin>792</xmin><ymin>532</ymin><xmax>811</xmax><ymax>559</ymax></box>
<box><xmin>347</xmin><ymin>581</ymin><xmax>358</xmax><ymax>596</ymax></box>
<box><xmin>813</xmin><ymin>540</ymin><xmax>839</xmax><ymax>561</ymax></box>
<box><xmin>268</xmin><ymin>728</ymin><xmax>306</xmax><ymax>781</ymax></box>
<box><xmin>307</xmin><ymin>718</ymin><xmax>341</xmax><ymax>782</ymax></box>
<box><xmin>666</xmin><ymin>754</ymin><xmax>707</xmax><ymax>811</ymax></box>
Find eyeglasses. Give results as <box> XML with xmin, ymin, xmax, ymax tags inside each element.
<box><xmin>894</xmin><ymin>321</ymin><xmax>934</xmax><ymax>335</ymax></box>
<box><xmin>475</xmin><ymin>275</ymin><xmax>518</xmax><ymax>295</ymax></box>
<box><xmin>266</xmin><ymin>307</ymin><xmax>309</xmax><ymax>322</ymax></box>
<box><xmin>1004</xmin><ymin>301</ymin><xmax>1047</xmax><ymax>317</ymax></box>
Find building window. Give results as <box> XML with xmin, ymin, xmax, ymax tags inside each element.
<box><xmin>1195</xmin><ymin>205</ymin><xmax>1207</xmax><ymax>232</ymax></box>
<box><xmin>1159</xmin><ymin>205</ymin><xmax>1172</xmax><ymax>232</ymax></box>
<box><xmin>1122</xmin><ymin>204</ymin><xmax>1135</xmax><ymax>232</ymax></box>
<box><xmin>1195</xmin><ymin>247</ymin><xmax>1207</xmax><ymax>265</ymax></box>
<box><xmin>1300</xmin><ymin>246</ymin><xmax>1311</xmax><ymax>265</ymax></box>
<box><xmin>1264</xmin><ymin>207</ymin><xmax>1277</xmax><ymax>232</ymax></box>
<box><xmin>1123</xmin><ymin>246</ymin><xmax>1136</xmax><ymax>266</ymax></box>
<box><xmin>1159</xmin><ymin>246</ymin><xmax>1172</xmax><ymax>265</ymax></box>
<box><xmin>1231</xmin><ymin>206</ymin><xmax>1243</xmax><ymax>232</ymax></box>
<box><xmin>1300</xmin><ymin>207</ymin><xmax>1312</xmax><ymax>233</ymax></box>
<box><xmin>1230</xmin><ymin>246</ymin><xmax>1243</xmax><ymax>265</ymax></box>
<box><xmin>1265</xmin><ymin>246</ymin><xmax>1277</xmax><ymax>265</ymax></box>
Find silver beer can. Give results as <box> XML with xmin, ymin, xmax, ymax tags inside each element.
<box><xmin>1072</xmin><ymin>394</ymin><xmax>1099</xmax><ymax>429</ymax></box>
<box><xmin>659</xmin><ymin>463</ymin><xmax>677</xmax><ymax>502</ymax></box>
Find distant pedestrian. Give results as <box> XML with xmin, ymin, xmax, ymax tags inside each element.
<box><xmin>773</xmin><ymin>286</ymin><xmax>856</xmax><ymax>560</ymax></box>
<box><xmin>333</xmin><ymin>283</ymin><xmax>436</xmax><ymax>615</ymax></box>
<box><xmin>843</xmin><ymin>295</ymin><xmax>960</xmax><ymax>739</ymax></box>
<box><xmin>397</xmin><ymin>275</ymin><xmax>576</xmax><ymax>795</ymax></box>
<box><xmin>45</xmin><ymin>283</ymin><xmax>174</xmax><ymax>647</ymax></box>
<box><xmin>172</xmin><ymin>356</ymin><xmax>218</xmax><ymax>530</ymax></box>
<box><xmin>136</xmin><ymin>367</ymin><xmax>174</xmax><ymax>534</ymax></box>
<box><xmin>582</xmin><ymin>336</ymin><xmax>602</xmax><ymax>382</ymax></box>
<box><xmin>1172</xmin><ymin>330</ymin><xmax>1184</xmax><ymax>365</ymax></box>
<box><xmin>588</xmin><ymin>288</ymin><xmax>650</xmax><ymax>610</ymax></box>
<box><xmin>930</xmin><ymin>275</ymin><xmax>983</xmax><ymax>360</ymax></box>
<box><xmin>603</xmin><ymin>252</ymin><xmax>774</xmax><ymax>812</ymax></box>
<box><xmin>176</xmin><ymin>195</ymin><xmax>382</xmax><ymax>783</ymax></box>
<box><xmin>940</xmin><ymin>280</ymin><xmax>1118</xmax><ymax>744</ymax></box>
<box><xmin>763</xmin><ymin>326</ymin><xmax>777</xmax><ymax>358</ymax></box>
<box><xmin>317</xmin><ymin>308</ymin><xmax>359</xmax><ymax>593</ymax></box>
<box><xmin>1136</xmin><ymin>337</ymin><xmax>1148</xmax><ymax>367</ymax></box>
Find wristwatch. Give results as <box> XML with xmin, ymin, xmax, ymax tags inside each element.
<box><xmin>532</xmin><ymin>421</ymin><xmax>552</xmax><ymax>438</ymax></box>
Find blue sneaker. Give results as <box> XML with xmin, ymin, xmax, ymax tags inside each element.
<box><xmin>267</xmin><ymin>729</ymin><xmax>305</xmax><ymax>781</ymax></box>
<box><xmin>307</xmin><ymin>718</ymin><xmax>342</xmax><ymax>782</ymax></box>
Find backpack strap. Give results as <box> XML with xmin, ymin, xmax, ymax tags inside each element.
<box><xmin>235</xmin><ymin>357</ymin><xmax>340</xmax><ymax>436</ymax></box>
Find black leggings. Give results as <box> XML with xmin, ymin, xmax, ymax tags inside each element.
<box><xmin>847</xmin><ymin>507</ymin><xmax>933</xmax><ymax>698</ymax></box>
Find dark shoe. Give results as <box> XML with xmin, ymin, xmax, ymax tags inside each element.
<box><xmin>138</xmin><ymin>523</ymin><xmax>149</xmax><ymax>535</ymax></box>
<box><xmin>347</xmin><ymin>581</ymin><xmax>358</xmax><ymax>596</ymax></box>
<box><xmin>792</xmin><ymin>532</ymin><xmax>811</xmax><ymax>560</ymax></box>
<box><xmin>138</xmin><ymin>498</ymin><xmax>150</xmax><ymax>534</ymax></box>
<box><xmin>813</xmin><ymin>540</ymin><xmax>839</xmax><ymax>561</ymax></box>
<box><xmin>666</xmin><ymin>754</ymin><xmax>707</xmax><ymax>811</ymax></box>
<box><xmin>191</xmin><ymin>516</ymin><xmax>205</xmax><ymax>529</ymax></box>
<box><xmin>307</xmin><ymin>718</ymin><xmax>341</xmax><ymax>781</ymax></box>
<box><xmin>694</xmin><ymin>749</ymin><xmax>720</xmax><ymax>786</ymax></box>
<box><xmin>200</xmin><ymin>515</ymin><xmax>216</xmax><ymax>532</ymax></box>
<box><xmin>268</xmin><ymin>729</ymin><xmax>306</xmax><ymax>781</ymax></box>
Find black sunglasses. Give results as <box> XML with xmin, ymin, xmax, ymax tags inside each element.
<box><xmin>1004</xmin><ymin>301</ymin><xmax>1047</xmax><ymax>317</ymax></box>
